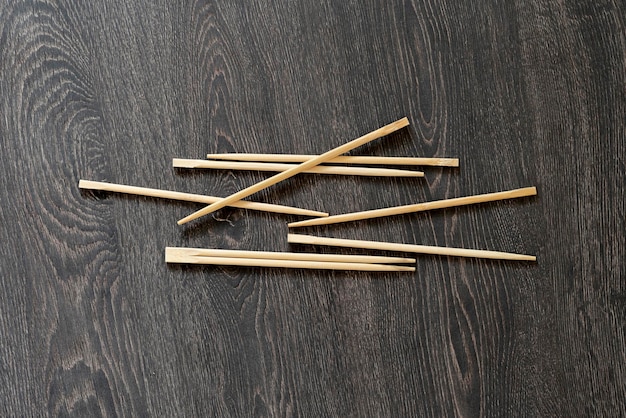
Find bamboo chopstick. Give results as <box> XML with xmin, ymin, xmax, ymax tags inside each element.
<box><xmin>206</xmin><ymin>153</ymin><xmax>459</xmax><ymax>167</ymax></box>
<box><xmin>79</xmin><ymin>180</ymin><xmax>329</xmax><ymax>217</ymax></box>
<box><xmin>174</xmin><ymin>159</ymin><xmax>424</xmax><ymax>177</ymax></box>
<box><xmin>167</xmin><ymin>247</ymin><xmax>415</xmax><ymax>264</ymax></box>
<box><xmin>288</xmin><ymin>234</ymin><xmax>536</xmax><ymax>261</ymax></box>
<box><xmin>165</xmin><ymin>248</ymin><xmax>415</xmax><ymax>271</ymax></box>
<box><xmin>177</xmin><ymin>117</ymin><xmax>410</xmax><ymax>225</ymax></box>
<box><xmin>288</xmin><ymin>186</ymin><xmax>537</xmax><ymax>228</ymax></box>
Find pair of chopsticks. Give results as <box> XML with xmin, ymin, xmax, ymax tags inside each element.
<box><xmin>173</xmin><ymin>153</ymin><xmax>460</xmax><ymax>177</ymax></box>
<box><xmin>165</xmin><ymin>247</ymin><xmax>416</xmax><ymax>272</ymax></box>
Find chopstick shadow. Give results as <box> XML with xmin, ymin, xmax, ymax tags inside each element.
<box><xmin>80</xmin><ymin>188</ymin><xmax>221</xmax><ymax>225</ymax></box>
<box><xmin>166</xmin><ymin>263</ymin><xmax>413</xmax><ymax>280</ymax></box>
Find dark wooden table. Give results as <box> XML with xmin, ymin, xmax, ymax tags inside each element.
<box><xmin>1</xmin><ymin>1</ymin><xmax>625</xmax><ymax>416</ymax></box>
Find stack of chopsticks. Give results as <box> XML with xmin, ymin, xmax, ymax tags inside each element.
<box><xmin>80</xmin><ymin>117</ymin><xmax>537</xmax><ymax>271</ymax></box>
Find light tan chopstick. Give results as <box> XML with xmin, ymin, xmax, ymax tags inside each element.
<box><xmin>288</xmin><ymin>234</ymin><xmax>536</xmax><ymax>261</ymax></box>
<box><xmin>79</xmin><ymin>180</ymin><xmax>328</xmax><ymax>217</ymax></box>
<box><xmin>288</xmin><ymin>186</ymin><xmax>537</xmax><ymax>228</ymax></box>
<box><xmin>167</xmin><ymin>247</ymin><xmax>415</xmax><ymax>264</ymax></box>
<box><xmin>178</xmin><ymin>117</ymin><xmax>410</xmax><ymax>225</ymax></box>
<box><xmin>165</xmin><ymin>248</ymin><xmax>415</xmax><ymax>271</ymax></box>
<box><xmin>174</xmin><ymin>159</ymin><xmax>424</xmax><ymax>177</ymax></box>
<box><xmin>206</xmin><ymin>153</ymin><xmax>459</xmax><ymax>167</ymax></box>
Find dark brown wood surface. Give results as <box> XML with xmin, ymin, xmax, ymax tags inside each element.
<box><xmin>1</xmin><ymin>0</ymin><xmax>625</xmax><ymax>416</ymax></box>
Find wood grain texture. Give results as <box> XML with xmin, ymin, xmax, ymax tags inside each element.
<box><xmin>0</xmin><ymin>0</ymin><xmax>624</xmax><ymax>416</ymax></box>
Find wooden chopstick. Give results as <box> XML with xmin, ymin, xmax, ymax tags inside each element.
<box><xmin>174</xmin><ymin>159</ymin><xmax>424</xmax><ymax>177</ymax></box>
<box><xmin>288</xmin><ymin>186</ymin><xmax>537</xmax><ymax>228</ymax></box>
<box><xmin>167</xmin><ymin>247</ymin><xmax>415</xmax><ymax>264</ymax></box>
<box><xmin>79</xmin><ymin>180</ymin><xmax>329</xmax><ymax>217</ymax></box>
<box><xmin>288</xmin><ymin>234</ymin><xmax>536</xmax><ymax>261</ymax></box>
<box><xmin>206</xmin><ymin>153</ymin><xmax>459</xmax><ymax>167</ymax></box>
<box><xmin>165</xmin><ymin>248</ymin><xmax>415</xmax><ymax>271</ymax></box>
<box><xmin>177</xmin><ymin>117</ymin><xmax>410</xmax><ymax>225</ymax></box>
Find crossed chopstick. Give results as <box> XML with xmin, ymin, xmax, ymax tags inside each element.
<box><xmin>80</xmin><ymin>117</ymin><xmax>537</xmax><ymax>270</ymax></box>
